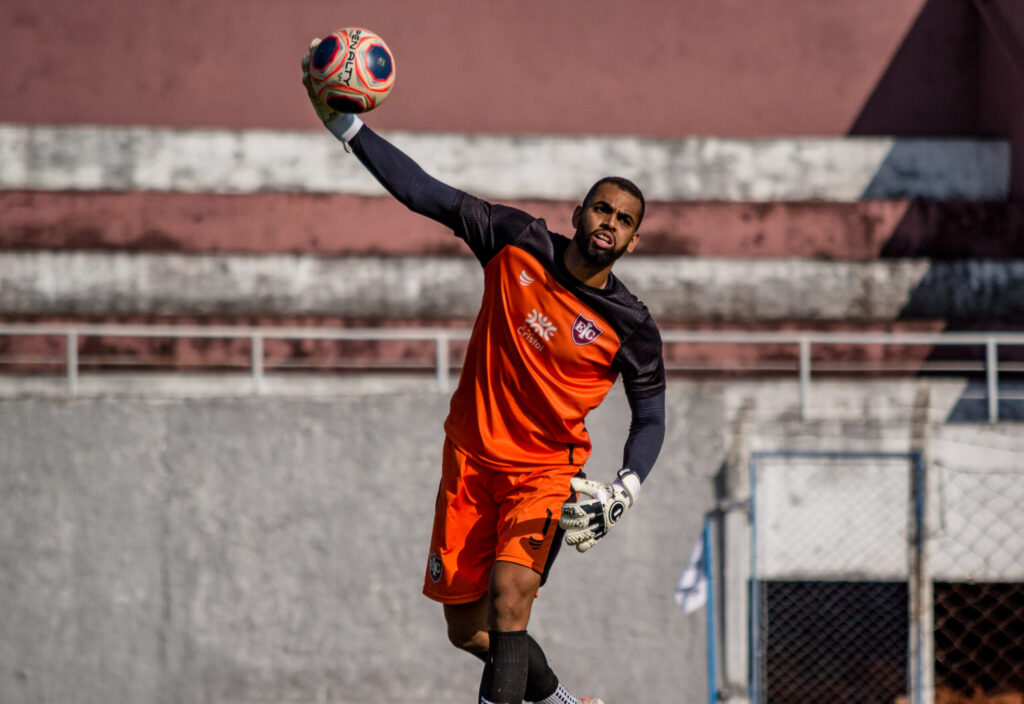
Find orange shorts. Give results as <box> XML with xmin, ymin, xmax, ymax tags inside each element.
<box><xmin>422</xmin><ymin>438</ymin><xmax>578</xmax><ymax>605</ymax></box>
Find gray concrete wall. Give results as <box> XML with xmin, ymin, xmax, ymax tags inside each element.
<box><xmin>6</xmin><ymin>251</ymin><xmax>1024</xmax><ymax>322</ymax></box>
<box><xmin>3</xmin><ymin>379</ymin><xmax>1020</xmax><ymax>704</ymax></box>
<box><xmin>0</xmin><ymin>126</ymin><xmax>1009</xmax><ymax>202</ymax></box>
<box><xmin>0</xmin><ymin>385</ymin><xmax>719</xmax><ymax>704</ymax></box>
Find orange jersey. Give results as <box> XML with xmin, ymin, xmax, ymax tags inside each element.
<box><xmin>443</xmin><ymin>193</ymin><xmax>665</xmax><ymax>470</ymax></box>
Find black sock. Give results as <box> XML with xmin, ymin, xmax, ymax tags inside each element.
<box><xmin>479</xmin><ymin>630</ymin><xmax>529</xmax><ymax>704</ymax></box>
<box><xmin>471</xmin><ymin>632</ymin><xmax>560</xmax><ymax>703</ymax></box>
<box><xmin>523</xmin><ymin>634</ymin><xmax>559</xmax><ymax>702</ymax></box>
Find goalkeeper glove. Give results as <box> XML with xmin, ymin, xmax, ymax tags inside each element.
<box><xmin>301</xmin><ymin>38</ymin><xmax>363</xmax><ymax>143</ymax></box>
<box><xmin>559</xmin><ymin>469</ymin><xmax>641</xmax><ymax>553</ymax></box>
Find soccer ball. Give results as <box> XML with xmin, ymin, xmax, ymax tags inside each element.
<box><xmin>309</xmin><ymin>27</ymin><xmax>396</xmax><ymax>114</ymax></box>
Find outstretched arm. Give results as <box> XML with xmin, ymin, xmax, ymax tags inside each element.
<box><xmin>302</xmin><ymin>42</ymin><xmax>458</xmax><ymax>224</ymax></box>
<box><xmin>346</xmin><ymin>121</ymin><xmax>458</xmax><ymax>223</ymax></box>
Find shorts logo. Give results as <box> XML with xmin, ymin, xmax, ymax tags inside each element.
<box><xmin>428</xmin><ymin>552</ymin><xmax>443</xmax><ymax>583</ymax></box>
<box><xmin>572</xmin><ymin>313</ymin><xmax>604</xmax><ymax>346</ymax></box>
<box><xmin>527</xmin><ymin>509</ymin><xmax>555</xmax><ymax>550</ymax></box>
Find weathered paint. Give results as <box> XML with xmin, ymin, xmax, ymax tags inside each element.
<box><xmin>0</xmin><ymin>124</ymin><xmax>1010</xmax><ymax>201</ymax></box>
<box><xmin>3</xmin><ymin>251</ymin><xmax>1024</xmax><ymax>322</ymax></box>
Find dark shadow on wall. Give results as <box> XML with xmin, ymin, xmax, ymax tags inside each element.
<box><xmin>850</xmin><ymin>0</ymin><xmax>1021</xmax><ymax>254</ymax></box>
<box><xmin>848</xmin><ymin>0</ymin><xmax>981</xmax><ymax>138</ymax></box>
<box><xmin>897</xmin><ymin>261</ymin><xmax>1024</xmax><ymax>423</ymax></box>
<box><xmin>843</xmin><ymin>0</ymin><xmax>1024</xmax><ymax>422</ymax></box>
<box><xmin>898</xmin><ymin>261</ymin><xmax>1024</xmax><ymax>320</ymax></box>
<box><xmin>900</xmin><ymin>263</ymin><xmax>1024</xmax><ymax>421</ymax></box>
<box><xmin>858</xmin><ymin>140</ymin><xmax>1010</xmax><ymax>202</ymax></box>
<box><xmin>946</xmin><ymin>381</ymin><xmax>1024</xmax><ymax>422</ymax></box>
<box><xmin>876</xmin><ymin>202</ymin><xmax>1024</xmax><ymax>258</ymax></box>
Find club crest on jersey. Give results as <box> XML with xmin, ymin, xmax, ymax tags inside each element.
<box><xmin>572</xmin><ymin>314</ymin><xmax>604</xmax><ymax>346</ymax></box>
<box><xmin>428</xmin><ymin>553</ymin><xmax>443</xmax><ymax>583</ymax></box>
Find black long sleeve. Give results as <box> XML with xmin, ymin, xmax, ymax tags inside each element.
<box><xmin>348</xmin><ymin>124</ymin><xmax>459</xmax><ymax>224</ymax></box>
<box><xmin>622</xmin><ymin>390</ymin><xmax>666</xmax><ymax>483</ymax></box>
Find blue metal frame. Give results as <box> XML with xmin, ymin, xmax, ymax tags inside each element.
<box><xmin>912</xmin><ymin>453</ymin><xmax>926</xmax><ymax>704</ymax></box>
<box><xmin>705</xmin><ymin>517</ymin><xmax>718</xmax><ymax>704</ymax></box>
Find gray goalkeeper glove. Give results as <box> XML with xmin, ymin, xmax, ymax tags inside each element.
<box><xmin>301</xmin><ymin>38</ymin><xmax>363</xmax><ymax>143</ymax></box>
<box><xmin>559</xmin><ymin>469</ymin><xmax>641</xmax><ymax>553</ymax></box>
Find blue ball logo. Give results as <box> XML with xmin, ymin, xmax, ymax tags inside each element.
<box><xmin>364</xmin><ymin>45</ymin><xmax>394</xmax><ymax>82</ymax></box>
<box><xmin>312</xmin><ymin>36</ymin><xmax>340</xmax><ymax>72</ymax></box>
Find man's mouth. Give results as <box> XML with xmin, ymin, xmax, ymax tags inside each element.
<box><xmin>591</xmin><ymin>230</ymin><xmax>614</xmax><ymax>249</ymax></box>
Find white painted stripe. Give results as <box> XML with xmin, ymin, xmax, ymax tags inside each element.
<box><xmin>4</xmin><ymin>251</ymin><xmax>1024</xmax><ymax>321</ymax></box>
<box><xmin>0</xmin><ymin>123</ymin><xmax>1010</xmax><ymax>201</ymax></box>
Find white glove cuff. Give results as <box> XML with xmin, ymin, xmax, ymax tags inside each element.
<box><xmin>325</xmin><ymin>113</ymin><xmax>364</xmax><ymax>143</ymax></box>
<box><xmin>613</xmin><ymin>469</ymin><xmax>641</xmax><ymax>506</ymax></box>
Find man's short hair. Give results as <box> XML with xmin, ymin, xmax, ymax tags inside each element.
<box><xmin>583</xmin><ymin>176</ymin><xmax>646</xmax><ymax>228</ymax></box>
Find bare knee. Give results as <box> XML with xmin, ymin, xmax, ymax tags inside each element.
<box><xmin>489</xmin><ymin>562</ymin><xmax>541</xmax><ymax>632</ymax></box>
<box><xmin>489</xmin><ymin>588</ymin><xmax>533</xmax><ymax>631</ymax></box>
<box><xmin>447</xmin><ymin>622</ymin><xmax>489</xmax><ymax>655</ymax></box>
<box><xmin>443</xmin><ymin>600</ymin><xmax>490</xmax><ymax>655</ymax></box>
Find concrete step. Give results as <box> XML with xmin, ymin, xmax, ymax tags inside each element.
<box><xmin>4</xmin><ymin>191</ymin><xmax>1024</xmax><ymax>259</ymax></box>
<box><xmin>3</xmin><ymin>251</ymin><xmax>1024</xmax><ymax>322</ymax></box>
<box><xmin>0</xmin><ymin>124</ymin><xmax>1010</xmax><ymax>201</ymax></box>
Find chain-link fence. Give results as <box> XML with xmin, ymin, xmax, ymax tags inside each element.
<box><xmin>747</xmin><ymin>453</ymin><xmax>1024</xmax><ymax>704</ymax></box>
<box><xmin>929</xmin><ymin>467</ymin><xmax>1024</xmax><ymax>702</ymax></box>
<box><xmin>751</xmin><ymin>454</ymin><xmax>918</xmax><ymax>704</ymax></box>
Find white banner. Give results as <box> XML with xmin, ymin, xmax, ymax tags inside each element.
<box><xmin>675</xmin><ymin>528</ymin><xmax>708</xmax><ymax>614</ymax></box>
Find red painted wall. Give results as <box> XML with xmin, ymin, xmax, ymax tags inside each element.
<box><xmin>1</xmin><ymin>0</ymin><xmax>939</xmax><ymax>136</ymax></box>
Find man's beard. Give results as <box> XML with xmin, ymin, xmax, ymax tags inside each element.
<box><xmin>573</xmin><ymin>230</ymin><xmax>629</xmax><ymax>268</ymax></box>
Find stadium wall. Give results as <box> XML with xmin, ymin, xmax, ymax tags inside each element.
<box><xmin>2</xmin><ymin>0</ymin><xmax>1024</xmax><ymax>362</ymax></box>
<box><xmin>3</xmin><ymin>3</ymin><xmax>1024</xmax><ymax>700</ymax></box>
<box><xmin>3</xmin><ymin>0</ymin><xmax>1023</xmax><ymax>363</ymax></box>
<box><xmin>3</xmin><ymin>0</ymin><xmax>1024</xmax><ymax>259</ymax></box>
<box><xmin>0</xmin><ymin>379</ymin><xmax>1017</xmax><ymax>704</ymax></box>
<box><xmin>0</xmin><ymin>384</ymin><xmax>718</xmax><ymax>704</ymax></box>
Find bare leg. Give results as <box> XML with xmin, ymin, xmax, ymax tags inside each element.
<box><xmin>442</xmin><ymin>563</ymin><xmax>568</xmax><ymax>703</ymax></box>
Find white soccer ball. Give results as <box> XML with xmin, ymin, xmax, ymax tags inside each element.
<box><xmin>309</xmin><ymin>27</ymin><xmax>396</xmax><ymax>114</ymax></box>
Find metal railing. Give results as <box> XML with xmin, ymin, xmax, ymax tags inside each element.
<box><xmin>1</xmin><ymin>323</ymin><xmax>1022</xmax><ymax>420</ymax></box>
<box><xmin>659</xmin><ymin>330</ymin><xmax>1024</xmax><ymax>422</ymax></box>
<box><xmin>0</xmin><ymin>323</ymin><xmax>472</xmax><ymax>395</ymax></box>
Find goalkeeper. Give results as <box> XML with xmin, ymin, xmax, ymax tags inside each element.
<box><xmin>303</xmin><ymin>43</ymin><xmax>666</xmax><ymax>704</ymax></box>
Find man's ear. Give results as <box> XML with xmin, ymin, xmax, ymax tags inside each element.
<box><xmin>571</xmin><ymin>204</ymin><xmax>582</xmax><ymax>229</ymax></box>
<box><xmin>626</xmin><ymin>230</ymin><xmax>640</xmax><ymax>253</ymax></box>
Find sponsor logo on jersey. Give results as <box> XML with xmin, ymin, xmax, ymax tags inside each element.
<box><xmin>527</xmin><ymin>309</ymin><xmax>557</xmax><ymax>340</ymax></box>
<box><xmin>518</xmin><ymin>269</ymin><xmax>535</xmax><ymax>286</ymax></box>
<box><xmin>518</xmin><ymin>308</ymin><xmax>556</xmax><ymax>351</ymax></box>
<box><xmin>572</xmin><ymin>313</ymin><xmax>605</xmax><ymax>346</ymax></box>
<box><xmin>428</xmin><ymin>552</ymin><xmax>443</xmax><ymax>583</ymax></box>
